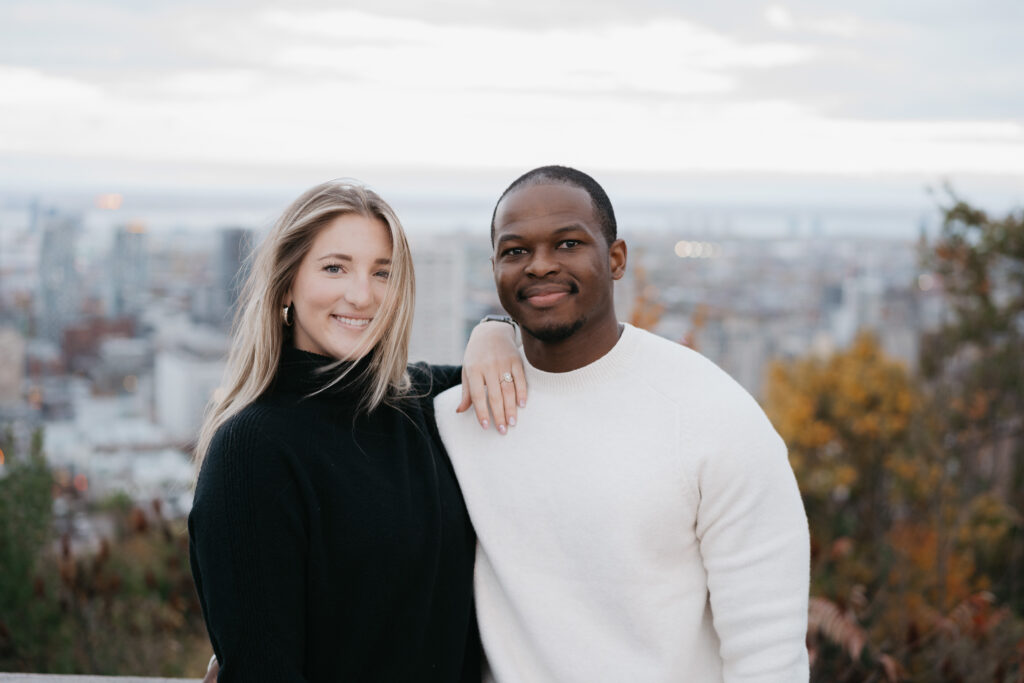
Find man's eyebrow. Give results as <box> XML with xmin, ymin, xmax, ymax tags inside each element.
<box><xmin>495</xmin><ymin>233</ymin><xmax>523</xmax><ymax>246</ymax></box>
<box><xmin>317</xmin><ymin>253</ymin><xmax>391</xmax><ymax>265</ymax></box>
<box><xmin>552</xmin><ymin>224</ymin><xmax>587</xmax><ymax>235</ymax></box>
<box><xmin>496</xmin><ymin>224</ymin><xmax>588</xmax><ymax>245</ymax></box>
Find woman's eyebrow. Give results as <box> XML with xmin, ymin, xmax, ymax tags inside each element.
<box><xmin>316</xmin><ymin>253</ymin><xmax>391</xmax><ymax>265</ymax></box>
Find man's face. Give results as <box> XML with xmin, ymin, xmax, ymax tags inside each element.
<box><xmin>491</xmin><ymin>182</ymin><xmax>624</xmax><ymax>344</ymax></box>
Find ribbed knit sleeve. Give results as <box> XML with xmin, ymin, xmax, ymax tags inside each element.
<box><xmin>693</xmin><ymin>385</ymin><xmax>810</xmax><ymax>682</ymax></box>
<box><xmin>189</xmin><ymin>408</ymin><xmax>309</xmax><ymax>683</ymax></box>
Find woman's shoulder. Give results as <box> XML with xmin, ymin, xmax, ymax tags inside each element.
<box><xmin>406</xmin><ymin>362</ymin><xmax>462</xmax><ymax>399</ymax></box>
<box><xmin>204</xmin><ymin>402</ymin><xmax>295</xmax><ymax>470</ymax></box>
<box><xmin>197</xmin><ymin>402</ymin><xmax>304</xmax><ymax>495</ymax></box>
<box><xmin>215</xmin><ymin>400</ymin><xmax>275</xmax><ymax>437</ymax></box>
<box><xmin>194</xmin><ymin>403</ymin><xmax>308</xmax><ymax>518</ymax></box>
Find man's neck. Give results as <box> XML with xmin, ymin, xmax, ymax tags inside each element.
<box><xmin>521</xmin><ymin>320</ymin><xmax>624</xmax><ymax>373</ymax></box>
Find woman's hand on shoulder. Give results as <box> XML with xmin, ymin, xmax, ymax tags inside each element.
<box><xmin>456</xmin><ymin>319</ymin><xmax>527</xmax><ymax>434</ymax></box>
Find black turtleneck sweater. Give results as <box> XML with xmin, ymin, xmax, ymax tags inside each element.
<box><xmin>188</xmin><ymin>348</ymin><xmax>477</xmax><ymax>682</ymax></box>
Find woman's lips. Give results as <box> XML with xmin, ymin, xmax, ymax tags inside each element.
<box><xmin>332</xmin><ymin>315</ymin><xmax>371</xmax><ymax>330</ymax></box>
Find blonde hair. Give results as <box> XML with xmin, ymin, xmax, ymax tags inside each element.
<box><xmin>193</xmin><ymin>180</ymin><xmax>415</xmax><ymax>473</ymax></box>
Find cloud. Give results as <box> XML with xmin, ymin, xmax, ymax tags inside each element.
<box><xmin>256</xmin><ymin>9</ymin><xmax>811</xmax><ymax>97</ymax></box>
<box><xmin>733</xmin><ymin>13</ymin><xmax>1024</xmax><ymax>121</ymax></box>
<box><xmin>764</xmin><ymin>4</ymin><xmax>862</xmax><ymax>36</ymax></box>
<box><xmin>126</xmin><ymin>69</ymin><xmax>264</xmax><ymax>99</ymax></box>
<box><xmin>0</xmin><ymin>66</ymin><xmax>102</xmax><ymax>105</ymax></box>
<box><xmin>0</xmin><ymin>0</ymin><xmax>1022</xmax><ymax>181</ymax></box>
<box><xmin>765</xmin><ymin>5</ymin><xmax>797</xmax><ymax>31</ymax></box>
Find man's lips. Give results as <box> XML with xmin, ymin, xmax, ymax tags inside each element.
<box><xmin>518</xmin><ymin>282</ymin><xmax>577</xmax><ymax>307</ymax></box>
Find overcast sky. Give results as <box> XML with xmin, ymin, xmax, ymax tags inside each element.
<box><xmin>1</xmin><ymin>0</ymin><xmax>1022</xmax><ymax>201</ymax></box>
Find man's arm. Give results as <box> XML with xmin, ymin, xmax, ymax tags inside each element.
<box><xmin>696</xmin><ymin>397</ymin><xmax>811</xmax><ymax>682</ymax></box>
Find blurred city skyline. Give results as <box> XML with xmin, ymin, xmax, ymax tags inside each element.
<box><xmin>0</xmin><ymin>0</ymin><xmax>1020</xmax><ymax>519</ymax></box>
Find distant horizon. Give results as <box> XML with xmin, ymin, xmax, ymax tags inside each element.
<box><xmin>2</xmin><ymin>155</ymin><xmax>1021</xmax><ymax>245</ymax></box>
<box><xmin>0</xmin><ymin>182</ymin><xmax>975</xmax><ymax>244</ymax></box>
<box><xmin>2</xmin><ymin>154</ymin><xmax>1022</xmax><ymax>212</ymax></box>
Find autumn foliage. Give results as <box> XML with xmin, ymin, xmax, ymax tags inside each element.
<box><xmin>0</xmin><ymin>431</ymin><xmax>210</xmax><ymax>675</ymax></box>
<box><xmin>763</xmin><ymin>196</ymin><xmax>1024</xmax><ymax>681</ymax></box>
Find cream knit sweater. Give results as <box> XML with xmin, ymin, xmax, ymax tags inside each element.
<box><xmin>435</xmin><ymin>324</ymin><xmax>810</xmax><ymax>682</ymax></box>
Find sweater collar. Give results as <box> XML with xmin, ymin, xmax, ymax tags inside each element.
<box><xmin>521</xmin><ymin>322</ymin><xmax>642</xmax><ymax>393</ymax></box>
<box><xmin>271</xmin><ymin>345</ymin><xmax>373</xmax><ymax>399</ymax></box>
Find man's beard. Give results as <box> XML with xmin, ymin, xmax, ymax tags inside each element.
<box><xmin>521</xmin><ymin>316</ymin><xmax>586</xmax><ymax>343</ymax></box>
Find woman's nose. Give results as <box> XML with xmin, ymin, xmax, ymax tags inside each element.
<box><xmin>345</xmin><ymin>276</ymin><xmax>373</xmax><ymax>307</ymax></box>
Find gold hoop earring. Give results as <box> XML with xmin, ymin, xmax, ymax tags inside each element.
<box><xmin>282</xmin><ymin>304</ymin><xmax>293</xmax><ymax>327</ymax></box>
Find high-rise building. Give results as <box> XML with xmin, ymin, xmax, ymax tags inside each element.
<box><xmin>110</xmin><ymin>223</ymin><xmax>149</xmax><ymax>317</ymax></box>
<box><xmin>188</xmin><ymin>227</ymin><xmax>254</xmax><ymax>328</ymax></box>
<box><xmin>0</xmin><ymin>327</ymin><xmax>25</xmax><ymax>406</ymax></box>
<box><xmin>215</xmin><ymin>227</ymin><xmax>254</xmax><ymax>327</ymax></box>
<box><xmin>0</xmin><ymin>208</ymin><xmax>38</xmax><ymax>332</ymax></box>
<box><xmin>409</xmin><ymin>238</ymin><xmax>466</xmax><ymax>365</ymax></box>
<box><xmin>35</xmin><ymin>209</ymin><xmax>82</xmax><ymax>341</ymax></box>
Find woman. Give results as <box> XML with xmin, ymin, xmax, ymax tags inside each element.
<box><xmin>188</xmin><ymin>180</ymin><xmax>522</xmax><ymax>682</ymax></box>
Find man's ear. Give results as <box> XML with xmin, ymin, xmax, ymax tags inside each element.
<box><xmin>609</xmin><ymin>239</ymin><xmax>627</xmax><ymax>281</ymax></box>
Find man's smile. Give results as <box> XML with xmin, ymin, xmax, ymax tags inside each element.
<box><xmin>518</xmin><ymin>282</ymin><xmax>578</xmax><ymax>308</ymax></box>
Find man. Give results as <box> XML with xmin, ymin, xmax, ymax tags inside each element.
<box><xmin>434</xmin><ymin>166</ymin><xmax>810</xmax><ymax>682</ymax></box>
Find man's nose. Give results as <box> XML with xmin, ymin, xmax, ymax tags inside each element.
<box><xmin>524</xmin><ymin>249</ymin><xmax>559</xmax><ymax>277</ymax></box>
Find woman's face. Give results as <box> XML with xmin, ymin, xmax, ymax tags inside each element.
<box><xmin>287</xmin><ymin>213</ymin><xmax>393</xmax><ymax>360</ymax></box>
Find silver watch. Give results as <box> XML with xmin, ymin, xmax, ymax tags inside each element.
<box><xmin>479</xmin><ymin>314</ymin><xmax>517</xmax><ymax>330</ymax></box>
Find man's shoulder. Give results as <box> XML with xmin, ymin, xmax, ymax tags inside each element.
<box><xmin>433</xmin><ymin>385</ymin><xmax>479</xmax><ymax>437</ymax></box>
<box><xmin>627</xmin><ymin>326</ymin><xmax>738</xmax><ymax>393</ymax></box>
<box><xmin>432</xmin><ymin>385</ymin><xmax>502</xmax><ymax>461</ymax></box>
<box><xmin>434</xmin><ymin>383</ymin><xmax>463</xmax><ymax>413</ymax></box>
<box><xmin>626</xmin><ymin>326</ymin><xmax>776</xmax><ymax>431</ymax></box>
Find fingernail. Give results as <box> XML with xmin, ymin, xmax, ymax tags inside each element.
<box><xmin>481</xmin><ymin>419</ymin><xmax>489</xmax><ymax>430</ymax></box>
<box><xmin>508</xmin><ymin>416</ymin><xmax>516</xmax><ymax>427</ymax></box>
<box><xmin>519</xmin><ymin>399</ymin><xmax>526</xmax><ymax>407</ymax></box>
<box><xmin>498</xmin><ymin>424</ymin><xmax>507</xmax><ymax>435</ymax></box>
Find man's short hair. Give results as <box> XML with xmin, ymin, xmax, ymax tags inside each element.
<box><xmin>490</xmin><ymin>165</ymin><xmax>617</xmax><ymax>246</ymax></box>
